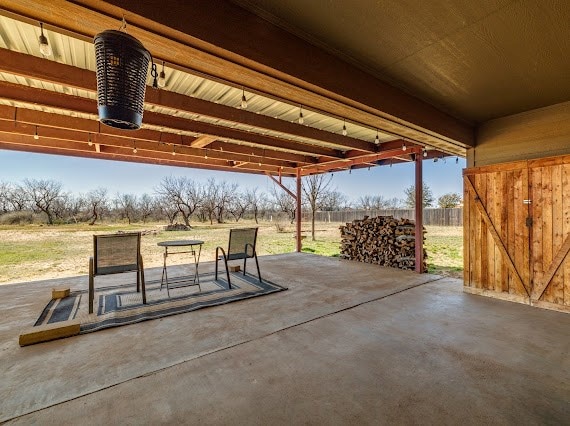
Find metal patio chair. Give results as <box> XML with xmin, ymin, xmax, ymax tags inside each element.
<box><xmin>215</xmin><ymin>227</ymin><xmax>262</xmax><ymax>288</ymax></box>
<box><xmin>89</xmin><ymin>232</ymin><xmax>146</xmax><ymax>314</ymax></box>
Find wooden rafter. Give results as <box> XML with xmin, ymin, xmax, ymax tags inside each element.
<box><xmin>190</xmin><ymin>135</ymin><xmax>217</xmax><ymax>148</ymax></box>
<box><xmin>0</xmin><ymin>50</ymin><xmax>376</xmax><ymax>153</ymax></box>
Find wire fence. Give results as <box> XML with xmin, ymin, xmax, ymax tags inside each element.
<box><xmin>302</xmin><ymin>208</ymin><xmax>463</xmax><ymax>226</ymax></box>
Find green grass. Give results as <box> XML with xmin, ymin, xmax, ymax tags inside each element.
<box><xmin>0</xmin><ymin>222</ymin><xmax>463</xmax><ymax>284</ymax></box>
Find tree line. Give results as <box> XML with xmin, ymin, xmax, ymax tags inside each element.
<box><xmin>0</xmin><ymin>176</ymin><xmax>462</xmax><ymax>233</ymax></box>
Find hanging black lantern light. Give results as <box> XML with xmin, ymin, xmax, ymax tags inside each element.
<box><xmin>94</xmin><ymin>29</ymin><xmax>157</xmax><ymax>130</ymax></box>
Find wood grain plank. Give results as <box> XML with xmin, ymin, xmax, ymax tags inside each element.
<box><xmin>473</xmin><ymin>174</ymin><xmax>482</xmax><ymax>288</ymax></box>
<box><xmin>503</xmin><ymin>171</ymin><xmax>520</xmax><ymax>293</ymax></box>
<box><xmin>513</xmin><ymin>169</ymin><xmax>523</xmax><ymax>294</ymax></box>
<box><xmin>563</xmin><ymin>163</ymin><xmax>570</xmax><ymax>306</ymax></box>
<box><xmin>463</xmin><ymin>181</ymin><xmax>471</xmax><ymax>286</ymax></box>
<box><xmin>551</xmin><ymin>165</ymin><xmax>564</xmax><ymax>304</ymax></box>
<box><xmin>479</xmin><ymin>174</ymin><xmax>489</xmax><ymax>289</ymax></box>
<box><xmin>530</xmin><ymin>167</ymin><xmax>543</xmax><ymax>295</ymax></box>
<box><xmin>486</xmin><ymin>172</ymin><xmax>496</xmax><ymax>291</ymax></box>
<box><xmin>498</xmin><ymin>172</ymin><xmax>513</xmax><ymax>292</ymax></box>
<box><xmin>541</xmin><ymin>166</ymin><xmax>553</xmax><ymax>302</ymax></box>
<box><xmin>521</xmin><ymin>167</ymin><xmax>531</xmax><ymax>291</ymax></box>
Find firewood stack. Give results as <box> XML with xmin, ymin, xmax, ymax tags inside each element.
<box><xmin>339</xmin><ymin>215</ymin><xmax>427</xmax><ymax>271</ymax></box>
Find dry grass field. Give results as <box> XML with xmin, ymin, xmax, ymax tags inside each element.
<box><xmin>0</xmin><ymin>221</ymin><xmax>462</xmax><ymax>284</ymax></box>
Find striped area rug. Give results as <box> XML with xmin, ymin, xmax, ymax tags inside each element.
<box><xmin>35</xmin><ymin>272</ymin><xmax>287</xmax><ymax>334</ymax></box>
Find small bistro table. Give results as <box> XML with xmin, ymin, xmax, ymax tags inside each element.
<box><xmin>157</xmin><ymin>240</ymin><xmax>204</xmax><ymax>296</ymax></box>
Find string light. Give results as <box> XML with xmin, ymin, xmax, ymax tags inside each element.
<box><xmin>172</xmin><ymin>145</ymin><xmax>176</xmax><ymax>156</ymax></box>
<box><xmin>34</xmin><ymin>126</ymin><xmax>39</xmax><ymax>140</ymax></box>
<box><xmin>205</xmin><ymin>149</ymin><xmax>208</xmax><ymax>160</ymax></box>
<box><xmin>157</xmin><ymin>61</ymin><xmax>166</xmax><ymax>88</ymax></box>
<box><xmin>88</xmin><ymin>133</ymin><xmax>93</xmax><ymax>146</ymax></box>
<box><xmin>402</xmin><ymin>141</ymin><xmax>407</xmax><ymax>151</ymax></box>
<box><xmin>38</xmin><ymin>23</ymin><xmax>52</xmax><ymax>57</ymax></box>
<box><xmin>423</xmin><ymin>147</ymin><xmax>428</xmax><ymax>158</ymax></box>
<box><xmin>342</xmin><ymin>119</ymin><xmax>347</xmax><ymax>136</ymax></box>
<box><xmin>298</xmin><ymin>106</ymin><xmax>304</xmax><ymax>124</ymax></box>
<box><xmin>132</xmin><ymin>140</ymin><xmax>137</xmax><ymax>154</ymax></box>
<box><xmin>241</xmin><ymin>88</ymin><xmax>248</xmax><ymax>109</ymax></box>
<box><xmin>374</xmin><ymin>129</ymin><xmax>380</xmax><ymax>145</ymax></box>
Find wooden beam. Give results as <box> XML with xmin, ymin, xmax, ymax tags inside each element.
<box><xmin>301</xmin><ymin>147</ymin><xmax>421</xmax><ymax>175</ymax></box>
<box><xmin>415</xmin><ymin>155</ymin><xmax>424</xmax><ymax>273</ymax></box>
<box><xmin>531</xmin><ymin>235</ymin><xmax>570</xmax><ymax>301</ymax></box>
<box><xmin>190</xmin><ymin>135</ymin><xmax>217</xmax><ymax>148</ymax></box>
<box><xmin>0</xmin><ymin>2</ymin><xmax>473</xmax><ymax>151</ymax></box>
<box><xmin>265</xmin><ymin>172</ymin><xmax>296</xmax><ymax>199</ymax></box>
<box><xmin>464</xmin><ymin>175</ymin><xmax>530</xmax><ymax>297</ymax></box>
<box><xmin>296</xmin><ymin>168</ymin><xmax>302</xmax><ymax>253</ymax></box>
<box><xmin>0</xmin><ymin>133</ymin><xmax>297</xmax><ymax>175</ymax></box>
<box><xmin>0</xmin><ymin>92</ymin><xmax>342</xmax><ymax>158</ymax></box>
<box><xmin>0</xmin><ymin>51</ymin><xmax>375</xmax><ymax>153</ymax></box>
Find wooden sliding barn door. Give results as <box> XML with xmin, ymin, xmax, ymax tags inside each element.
<box><xmin>464</xmin><ymin>155</ymin><xmax>570</xmax><ymax>312</ymax></box>
<box><xmin>463</xmin><ymin>163</ymin><xmax>531</xmax><ymax>302</ymax></box>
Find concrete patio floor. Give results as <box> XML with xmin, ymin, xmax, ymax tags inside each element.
<box><xmin>1</xmin><ymin>253</ymin><xmax>568</xmax><ymax>424</ymax></box>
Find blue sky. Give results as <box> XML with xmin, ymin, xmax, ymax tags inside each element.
<box><xmin>0</xmin><ymin>151</ymin><xmax>465</xmax><ymax>203</ymax></box>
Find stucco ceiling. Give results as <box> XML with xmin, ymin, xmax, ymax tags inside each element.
<box><xmin>231</xmin><ymin>0</ymin><xmax>570</xmax><ymax>124</ymax></box>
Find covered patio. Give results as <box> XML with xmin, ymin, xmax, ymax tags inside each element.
<box><xmin>1</xmin><ymin>255</ymin><xmax>568</xmax><ymax>423</ymax></box>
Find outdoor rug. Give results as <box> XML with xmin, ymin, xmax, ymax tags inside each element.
<box><xmin>31</xmin><ymin>272</ymin><xmax>287</xmax><ymax>338</ymax></box>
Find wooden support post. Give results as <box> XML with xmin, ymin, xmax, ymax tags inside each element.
<box><xmin>415</xmin><ymin>154</ymin><xmax>424</xmax><ymax>273</ymax></box>
<box><xmin>296</xmin><ymin>168</ymin><xmax>302</xmax><ymax>253</ymax></box>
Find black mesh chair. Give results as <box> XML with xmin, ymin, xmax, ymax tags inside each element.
<box><xmin>215</xmin><ymin>228</ymin><xmax>262</xmax><ymax>288</ymax></box>
<box><xmin>89</xmin><ymin>232</ymin><xmax>146</xmax><ymax>314</ymax></box>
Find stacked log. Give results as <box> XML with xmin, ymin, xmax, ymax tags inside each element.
<box><xmin>339</xmin><ymin>215</ymin><xmax>427</xmax><ymax>271</ymax></box>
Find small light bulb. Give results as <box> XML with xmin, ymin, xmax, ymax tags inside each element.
<box><xmin>298</xmin><ymin>111</ymin><xmax>304</xmax><ymax>125</ymax></box>
<box><xmin>205</xmin><ymin>154</ymin><xmax>208</xmax><ymax>159</ymax></box>
<box><xmin>375</xmin><ymin>134</ymin><xmax>379</xmax><ymax>145</ymax></box>
<box><xmin>38</xmin><ymin>23</ymin><xmax>52</xmax><ymax>57</ymax></box>
<box><xmin>172</xmin><ymin>146</ymin><xmax>176</xmax><ymax>156</ymax></box>
<box><xmin>34</xmin><ymin>127</ymin><xmax>39</xmax><ymax>140</ymax></box>
<box><xmin>133</xmin><ymin>147</ymin><xmax>137</xmax><ymax>154</ymax></box>
<box><xmin>423</xmin><ymin>149</ymin><xmax>428</xmax><ymax>158</ymax></box>
<box><xmin>402</xmin><ymin>143</ymin><xmax>407</xmax><ymax>151</ymax></box>
<box><xmin>157</xmin><ymin>70</ymin><xmax>166</xmax><ymax>88</ymax></box>
<box><xmin>241</xmin><ymin>90</ymin><xmax>248</xmax><ymax>109</ymax></box>
<box><xmin>342</xmin><ymin>124</ymin><xmax>347</xmax><ymax>136</ymax></box>
<box><xmin>88</xmin><ymin>134</ymin><xmax>93</xmax><ymax>146</ymax></box>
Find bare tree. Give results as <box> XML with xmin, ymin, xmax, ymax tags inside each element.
<box><xmin>227</xmin><ymin>191</ymin><xmax>250</xmax><ymax>222</ymax></box>
<box><xmin>114</xmin><ymin>193</ymin><xmax>138</xmax><ymax>224</ymax></box>
<box><xmin>22</xmin><ymin>179</ymin><xmax>64</xmax><ymax>225</ymax></box>
<box><xmin>157</xmin><ymin>195</ymin><xmax>179</xmax><ymax>224</ymax></box>
<box><xmin>138</xmin><ymin>193</ymin><xmax>156</xmax><ymax>223</ymax></box>
<box><xmin>270</xmin><ymin>183</ymin><xmax>296</xmax><ymax>224</ymax></box>
<box><xmin>53</xmin><ymin>192</ymin><xmax>84</xmax><ymax>223</ymax></box>
<box><xmin>0</xmin><ymin>181</ymin><xmax>11</xmax><ymax>213</ymax></box>
<box><xmin>302</xmin><ymin>174</ymin><xmax>334</xmax><ymax>241</ymax></box>
<box><xmin>320</xmin><ymin>190</ymin><xmax>347</xmax><ymax>211</ymax></box>
<box><xmin>85</xmin><ymin>188</ymin><xmax>108</xmax><ymax>225</ymax></box>
<box><xmin>155</xmin><ymin>176</ymin><xmax>201</xmax><ymax>226</ymax></box>
<box><xmin>245</xmin><ymin>188</ymin><xmax>267</xmax><ymax>224</ymax></box>
<box><xmin>7</xmin><ymin>183</ymin><xmax>29</xmax><ymax>211</ymax></box>
<box><xmin>201</xmin><ymin>178</ymin><xmax>219</xmax><ymax>225</ymax></box>
<box><xmin>216</xmin><ymin>180</ymin><xmax>238</xmax><ymax>223</ymax></box>
<box><xmin>357</xmin><ymin>195</ymin><xmax>388</xmax><ymax>210</ymax></box>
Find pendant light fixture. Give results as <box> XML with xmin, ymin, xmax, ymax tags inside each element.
<box><xmin>374</xmin><ymin>129</ymin><xmax>380</xmax><ymax>145</ymax></box>
<box><xmin>342</xmin><ymin>119</ymin><xmax>347</xmax><ymax>136</ymax></box>
<box><xmin>402</xmin><ymin>141</ymin><xmax>407</xmax><ymax>151</ymax></box>
<box><xmin>157</xmin><ymin>61</ymin><xmax>167</xmax><ymax>88</ymax></box>
<box><xmin>423</xmin><ymin>147</ymin><xmax>428</xmax><ymax>157</ymax></box>
<box><xmin>34</xmin><ymin>126</ymin><xmax>39</xmax><ymax>140</ymax></box>
<box><xmin>241</xmin><ymin>88</ymin><xmax>248</xmax><ymax>109</ymax></box>
<box><xmin>298</xmin><ymin>106</ymin><xmax>304</xmax><ymax>124</ymax></box>
<box><xmin>38</xmin><ymin>23</ymin><xmax>52</xmax><ymax>57</ymax></box>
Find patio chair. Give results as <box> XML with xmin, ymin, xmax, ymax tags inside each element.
<box><xmin>89</xmin><ymin>232</ymin><xmax>146</xmax><ymax>314</ymax></box>
<box><xmin>215</xmin><ymin>227</ymin><xmax>261</xmax><ymax>288</ymax></box>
